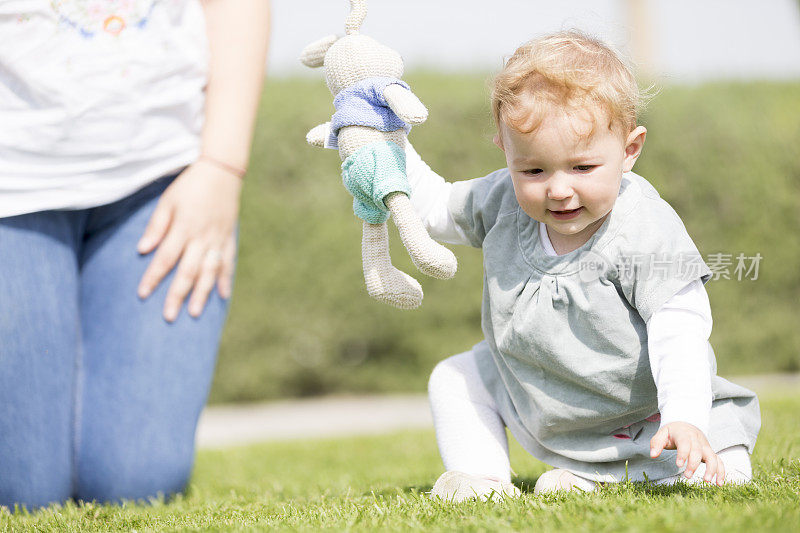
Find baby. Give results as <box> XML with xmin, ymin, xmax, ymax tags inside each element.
<box><xmin>405</xmin><ymin>31</ymin><xmax>761</xmax><ymax>500</ymax></box>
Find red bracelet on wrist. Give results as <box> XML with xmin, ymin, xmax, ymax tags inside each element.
<box><xmin>197</xmin><ymin>154</ymin><xmax>247</xmax><ymax>179</ymax></box>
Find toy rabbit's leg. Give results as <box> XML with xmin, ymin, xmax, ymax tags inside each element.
<box><xmin>362</xmin><ymin>221</ymin><xmax>423</xmax><ymax>310</ymax></box>
<box><xmin>384</xmin><ymin>192</ymin><xmax>457</xmax><ymax>280</ymax></box>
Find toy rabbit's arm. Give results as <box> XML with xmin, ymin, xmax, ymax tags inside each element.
<box><xmin>383</xmin><ymin>84</ymin><xmax>428</xmax><ymax>125</ymax></box>
<box><xmin>306</xmin><ymin>122</ymin><xmax>331</xmax><ymax>148</ymax></box>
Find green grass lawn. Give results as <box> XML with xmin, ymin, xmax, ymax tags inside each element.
<box><xmin>4</xmin><ymin>391</ymin><xmax>798</xmax><ymax>531</ymax></box>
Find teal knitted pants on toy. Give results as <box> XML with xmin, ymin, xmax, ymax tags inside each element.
<box><xmin>341</xmin><ymin>141</ymin><xmax>410</xmax><ymax>224</ymax></box>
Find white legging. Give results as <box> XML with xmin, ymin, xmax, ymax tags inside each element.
<box><xmin>428</xmin><ymin>349</ymin><xmax>752</xmax><ymax>487</ymax></box>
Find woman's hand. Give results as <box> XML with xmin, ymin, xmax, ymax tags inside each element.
<box><xmin>650</xmin><ymin>421</ymin><xmax>726</xmax><ymax>486</ymax></box>
<box><xmin>136</xmin><ymin>160</ymin><xmax>242</xmax><ymax>322</ymax></box>
<box><xmin>136</xmin><ymin>0</ymin><xmax>268</xmax><ymax>322</ymax></box>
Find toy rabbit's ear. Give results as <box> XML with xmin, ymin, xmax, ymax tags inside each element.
<box><xmin>299</xmin><ymin>34</ymin><xmax>339</xmax><ymax>67</ymax></box>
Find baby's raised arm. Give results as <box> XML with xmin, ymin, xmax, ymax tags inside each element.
<box><xmin>405</xmin><ymin>142</ymin><xmax>471</xmax><ymax>246</ymax></box>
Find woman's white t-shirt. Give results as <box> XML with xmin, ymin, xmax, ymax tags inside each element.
<box><xmin>0</xmin><ymin>0</ymin><xmax>209</xmax><ymax>217</ymax></box>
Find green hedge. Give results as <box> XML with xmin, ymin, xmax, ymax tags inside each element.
<box><xmin>208</xmin><ymin>75</ymin><xmax>800</xmax><ymax>403</ymax></box>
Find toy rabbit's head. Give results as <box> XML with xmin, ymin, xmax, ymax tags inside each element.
<box><xmin>299</xmin><ymin>0</ymin><xmax>404</xmax><ymax>95</ymax></box>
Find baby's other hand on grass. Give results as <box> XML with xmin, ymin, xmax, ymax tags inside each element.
<box><xmin>650</xmin><ymin>421</ymin><xmax>725</xmax><ymax>486</ymax></box>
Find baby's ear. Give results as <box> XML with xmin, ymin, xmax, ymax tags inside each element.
<box><xmin>493</xmin><ymin>133</ymin><xmax>504</xmax><ymax>151</ymax></box>
<box><xmin>623</xmin><ymin>126</ymin><xmax>647</xmax><ymax>172</ymax></box>
<box><xmin>299</xmin><ymin>35</ymin><xmax>339</xmax><ymax>68</ymax></box>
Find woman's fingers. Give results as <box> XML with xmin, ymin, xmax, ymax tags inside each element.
<box><xmin>138</xmin><ymin>227</ymin><xmax>187</xmax><ymax>300</ymax></box>
<box><xmin>135</xmin><ymin>163</ymin><xmax>241</xmax><ymax>319</ymax></box>
<box><xmin>188</xmin><ymin>248</ymin><xmax>224</xmax><ymax>317</ymax></box>
<box><xmin>137</xmin><ymin>199</ymin><xmax>173</xmax><ymax>255</ymax></box>
<box><xmin>140</xmin><ymin>228</ymin><xmax>228</xmax><ymax>321</ymax></box>
<box><xmin>163</xmin><ymin>242</ymin><xmax>206</xmax><ymax>322</ymax></box>
<box><xmin>217</xmin><ymin>235</ymin><xmax>237</xmax><ymax>299</ymax></box>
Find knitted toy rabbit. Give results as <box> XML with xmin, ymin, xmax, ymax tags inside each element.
<box><xmin>300</xmin><ymin>0</ymin><xmax>457</xmax><ymax>309</ymax></box>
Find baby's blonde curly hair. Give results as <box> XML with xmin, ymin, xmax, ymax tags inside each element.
<box><xmin>492</xmin><ymin>30</ymin><xmax>648</xmax><ymax>138</ymax></box>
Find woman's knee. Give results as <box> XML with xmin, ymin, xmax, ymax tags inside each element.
<box><xmin>0</xmin><ymin>423</ymin><xmax>72</xmax><ymax>510</ymax></box>
<box><xmin>74</xmin><ymin>440</ymin><xmax>195</xmax><ymax>504</ymax></box>
<box><xmin>0</xmin><ymin>475</ymin><xmax>72</xmax><ymax>512</ymax></box>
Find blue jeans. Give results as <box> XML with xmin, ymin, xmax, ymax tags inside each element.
<box><xmin>0</xmin><ymin>173</ymin><xmax>230</xmax><ymax>509</ymax></box>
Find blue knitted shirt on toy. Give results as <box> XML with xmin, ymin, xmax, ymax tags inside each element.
<box><xmin>326</xmin><ymin>77</ymin><xmax>412</xmax><ymax>149</ymax></box>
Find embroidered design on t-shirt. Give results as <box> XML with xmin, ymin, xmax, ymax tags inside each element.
<box><xmin>50</xmin><ymin>0</ymin><xmax>161</xmax><ymax>38</ymax></box>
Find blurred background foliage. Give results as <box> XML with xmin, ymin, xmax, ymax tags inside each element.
<box><xmin>208</xmin><ymin>74</ymin><xmax>800</xmax><ymax>403</ymax></box>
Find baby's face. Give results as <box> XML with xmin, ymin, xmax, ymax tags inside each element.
<box><xmin>496</xmin><ymin>107</ymin><xmax>646</xmax><ymax>250</ymax></box>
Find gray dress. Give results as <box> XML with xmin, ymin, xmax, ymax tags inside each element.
<box><xmin>448</xmin><ymin>169</ymin><xmax>760</xmax><ymax>482</ymax></box>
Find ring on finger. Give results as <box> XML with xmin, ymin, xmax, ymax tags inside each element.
<box><xmin>205</xmin><ymin>249</ymin><xmax>223</xmax><ymax>266</ymax></box>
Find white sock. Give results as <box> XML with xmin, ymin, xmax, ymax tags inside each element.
<box><xmin>428</xmin><ymin>349</ymin><xmax>512</xmax><ymax>483</ymax></box>
<box><xmin>654</xmin><ymin>445</ymin><xmax>753</xmax><ymax>486</ymax></box>
<box><xmin>563</xmin><ymin>444</ymin><xmax>753</xmax><ymax>490</ymax></box>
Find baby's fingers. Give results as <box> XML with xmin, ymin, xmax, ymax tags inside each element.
<box><xmin>650</xmin><ymin>427</ymin><xmax>670</xmax><ymax>458</ymax></box>
<box><xmin>702</xmin><ymin>447</ymin><xmax>719</xmax><ymax>483</ymax></box>
<box><xmin>675</xmin><ymin>434</ymin><xmax>693</xmax><ymax>469</ymax></box>
<box><xmin>715</xmin><ymin>454</ymin><xmax>726</xmax><ymax>486</ymax></box>
<box><xmin>684</xmin><ymin>440</ymin><xmax>703</xmax><ymax>479</ymax></box>
<box><xmin>701</xmin><ymin>447</ymin><xmax>727</xmax><ymax>486</ymax></box>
